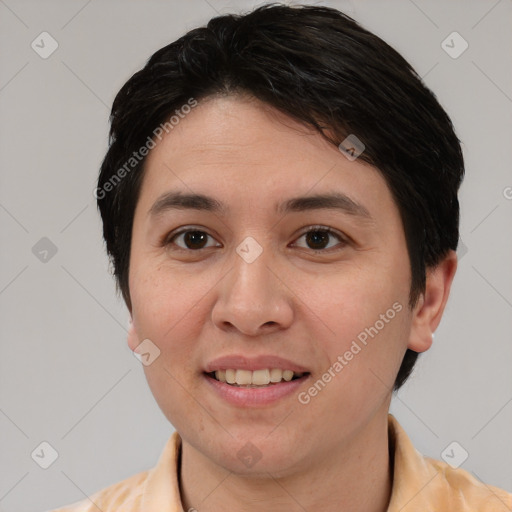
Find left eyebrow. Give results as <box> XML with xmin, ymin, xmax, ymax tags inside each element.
<box><xmin>148</xmin><ymin>190</ymin><xmax>372</xmax><ymax>220</ymax></box>
<box><xmin>277</xmin><ymin>192</ymin><xmax>372</xmax><ymax>219</ymax></box>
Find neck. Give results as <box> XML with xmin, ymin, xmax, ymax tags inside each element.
<box><xmin>179</xmin><ymin>412</ymin><xmax>393</xmax><ymax>512</ymax></box>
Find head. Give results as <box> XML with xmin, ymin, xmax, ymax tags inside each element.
<box><xmin>96</xmin><ymin>4</ymin><xmax>462</xmax><ymax>473</ymax></box>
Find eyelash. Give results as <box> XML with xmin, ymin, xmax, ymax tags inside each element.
<box><xmin>163</xmin><ymin>225</ymin><xmax>348</xmax><ymax>254</ymax></box>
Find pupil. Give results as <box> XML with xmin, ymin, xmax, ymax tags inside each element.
<box><xmin>306</xmin><ymin>230</ymin><xmax>329</xmax><ymax>250</ymax></box>
<box><xmin>185</xmin><ymin>231</ymin><xmax>207</xmax><ymax>249</ymax></box>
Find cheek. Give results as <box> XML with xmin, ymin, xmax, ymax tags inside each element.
<box><xmin>130</xmin><ymin>268</ymin><xmax>212</xmax><ymax>427</ymax></box>
<box><xmin>299</xmin><ymin>270</ymin><xmax>410</xmax><ymax>392</ymax></box>
<box><xmin>129</xmin><ymin>264</ymin><xmax>218</xmax><ymax>354</ymax></box>
<box><xmin>300</xmin><ymin>269</ymin><xmax>403</xmax><ymax>341</ymax></box>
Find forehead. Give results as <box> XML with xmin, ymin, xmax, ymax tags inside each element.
<box><xmin>147</xmin><ymin>95</ymin><xmax>334</xmax><ymax>168</ymax></box>
<box><xmin>137</xmin><ymin>95</ymin><xmax>396</xmax><ymax>221</ymax></box>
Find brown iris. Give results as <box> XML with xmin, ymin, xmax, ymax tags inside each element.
<box><xmin>305</xmin><ymin>230</ymin><xmax>330</xmax><ymax>250</ymax></box>
<box><xmin>183</xmin><ymin>230</ymin><xmax>208</xmax><ymax>249</ymax></box>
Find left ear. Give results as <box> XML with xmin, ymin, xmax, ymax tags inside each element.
<box><xmin>408</xmin><ymin>250</ymin><xmax>458</xmax><ymax>353</ymax></box>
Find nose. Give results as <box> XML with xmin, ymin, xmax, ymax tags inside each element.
<box><xmin>211</xmin><ymin>241</ymin><xmax>294</xmax><ymax>337</ymax></box>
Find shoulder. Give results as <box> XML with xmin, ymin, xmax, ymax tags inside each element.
<box><xmin>424</xmin><ymin>456</ymin><xmax>512</xmax><ymax>511</ymax></box>
<box><xmin>49</xmin><ymin>469</ymin><xmax>150</xmax><ymax>511</ymax></box>
<box><xmin>388</xmin><ymin>415</ymin><xmax>512</xmax><ymax>511</ymax></box>
<box><xmin>48</xmin><ymin>431</ymin><xmax>182</xmax><ymax>512</ymax></box>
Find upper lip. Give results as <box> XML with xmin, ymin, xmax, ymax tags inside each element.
<box><xmin>204</xmin><ymin>354</ymin><xmax>310</xmax><ymax>373</ymax></box>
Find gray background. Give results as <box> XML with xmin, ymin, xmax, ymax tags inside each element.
<box><xmin>0</xmin><ymin>0</ymin><xmax>511</xmax><ymax>510</ymax></box>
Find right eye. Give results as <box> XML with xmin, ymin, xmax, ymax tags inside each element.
<box><xmin>165</xmin><ymin>228</ymin><xmax>221</xmax><ymax>251</ymax></box>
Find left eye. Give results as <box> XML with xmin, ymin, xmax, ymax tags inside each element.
<box><xmin>293</xmin><ymin>227</ymin><xmax>345</xmax><ymax>251</ymax></box>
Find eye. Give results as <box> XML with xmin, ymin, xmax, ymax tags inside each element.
<box><xmin>164</xmin><ymin>226</ymin><xmax>346</xmax><ymax>253</ymax></box>
<box><xmin>166</xmin><ymin>228</ymin><xmax>221</xmax><ymax>250</ymax></box>
<box><xmin>292</xmin><ymin>226</ymin><xmax>346</xmax><ymax>252</ymax></box>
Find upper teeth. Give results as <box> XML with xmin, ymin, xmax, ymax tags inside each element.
<box><xmin>214</xmin><ymin>369</ymin><xmax>302</xmax><ymax>386</ymax></box>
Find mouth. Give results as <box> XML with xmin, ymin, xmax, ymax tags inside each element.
<box><xmin>205</xmin><ymin>368</ymin><xmax>309</xmax><ymax>388</ymax></box>
<box><xmin>203</xmin><ymin>355</ymin><xmax>311</xmax><ymax>406</ymax></box>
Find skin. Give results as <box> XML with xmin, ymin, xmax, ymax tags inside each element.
<box><xmin>127</xmin><ymin>95</ymin><xmax>457</xmax><ymax>512</ymax></box>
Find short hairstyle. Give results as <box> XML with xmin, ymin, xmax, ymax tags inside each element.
<box><xmin>97</xmin><ymin>3</ymin><xmax>464</xmax><ymax>390</ymax></box>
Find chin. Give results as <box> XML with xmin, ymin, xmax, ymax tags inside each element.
<box><xmin>211</xmin><ymin>432</ymin><xmax>304</xmax><ymax>476</ymax></box>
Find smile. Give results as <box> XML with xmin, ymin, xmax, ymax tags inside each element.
<box><xmin>204</xmin><ymin>370</ymin><xmax>310</xmax><ymax>407</ymax></box>
<box><xmin>209</xmin><ymin>368</ymin><xmax>307</xmax><ymax>387</ymax></box>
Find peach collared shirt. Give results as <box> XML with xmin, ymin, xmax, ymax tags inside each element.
<box><xmin>51</xmin><ymin>415</ymin><xmax>512</xmax><ymax>511</ymax></box>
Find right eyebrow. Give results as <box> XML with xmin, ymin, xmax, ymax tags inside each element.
<box><xmin>148</xmin><ymin>191</ymin><xmax>227</xmax><ymax>218</ymax></box>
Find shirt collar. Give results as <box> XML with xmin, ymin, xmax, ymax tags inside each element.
<box><xmin>387</xmin><ymin>413</ymin><xmax>441</xmax><ymax>510</ymax></box>
<box><xmin>140</xmin><ymin>414</ymin><xmax>508</xmax><ymax>511</ymax></box>
<box><xmin>140</xmin><ymin>429</ymin><xmax>183</xmax><ymax>511</ymax></box>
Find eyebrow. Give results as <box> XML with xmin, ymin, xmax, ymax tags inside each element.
<box><xmin>148</xmin><ymin>191</ymin><xmax>372</xmax><ymax>219</ymax></box>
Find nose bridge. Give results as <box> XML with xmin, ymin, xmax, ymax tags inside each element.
<box><xmin>232</xmin><ymin>238</ymin><xmax>273</xmax><ymax>300</ymax></box>
<box><xmin>228</xmin><ymin>235</ymin><xmax>277</xmax><ymax>310</ymax></box>
<box><xmin>211</xmin><ymin>235</ymin><xmax>294</xmax><ymax>334</ymax></box>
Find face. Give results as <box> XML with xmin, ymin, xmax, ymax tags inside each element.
<box><xmin>128</xmin><ymin>95</ymin><xmax>417</xmax><ymax>475</ymax></box>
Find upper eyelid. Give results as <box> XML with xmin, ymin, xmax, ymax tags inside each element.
<box><xmin>298</xmin><ymin>225</ymin><xmax>345</xmax><ymax>238</ymax></box>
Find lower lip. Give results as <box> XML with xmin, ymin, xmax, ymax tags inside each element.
<box><xmin>204</xmin><ymin>373</ymin><xmax>310</xmax><ymax>407</ymax></box>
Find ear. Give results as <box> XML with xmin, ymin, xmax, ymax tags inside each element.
<box><xmin>127</xmin><ymin>316</ymin><xmax>140</xmax><ymax>352</ymax></box>
<box><xmin>408</xmin><ymin>250</ymin><xmax>457</xmax><ymax>353</ymax></box>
